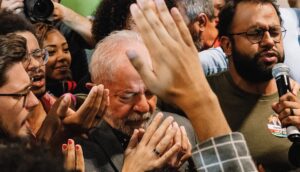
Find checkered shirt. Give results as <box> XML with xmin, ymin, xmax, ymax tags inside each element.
<box><xmin>192</xmin><ymin>132</ymin><xmax>257</xmax><ymax>172</ymax></box>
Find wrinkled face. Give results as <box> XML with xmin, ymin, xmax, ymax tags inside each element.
<box><xmin>103</xmin><ymin>44</ymin><xmax>157</xmax><ymax>136</ymax></box>
<box><xmin>201</xmin><ymin>18</ymin><xmax>219</xmax><ymax>50</ymax></box>
<box><xmin>17</xmin><ymin>31</ymin><xmax>46</xmax><ymax>98</ymax></box>
<box><xmin>0</xmin><ymin>63</ymin><xmax>39</xmax><ymax>138</ymax></box>
<box><xmin>190</xmin><ymin>15</ymin><xmax>219</xmax><ymax>51</ymax></box>
<box><xmin>44</xmin><ymin>30</ymin><xmax>71</xmax><ymax>81</ymax></box>
<box><xmin>228</xmin><ymin>2</ymin><xmax>284</xmax><ymax>83</ymax></box>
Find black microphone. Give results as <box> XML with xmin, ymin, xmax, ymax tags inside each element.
<box><xmin>272</xmin><ymin>63</ymin><xmax>300</xmax><ymax>143</ymax></box>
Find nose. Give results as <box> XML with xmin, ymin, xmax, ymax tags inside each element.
<box><xmin>27</xmin><ymin>57</ymin><xmax>42</xmax><ymax>72</ymax></box>
<box><xmin>57</xmin><ymin>49</ymin><xmax>70</xmax><ymax>63</ymax></box>
<box><xmin>25</xmin><ymin>91</ymin><xmax>39</xmax><ymax>110</ymax></box>
<box><xmin>133</xmin><ymin>94</ymin><xmax>150</xmax><ymax>114</ymax></box>
<box><xmin>260</xmin><ymin>31</ymin><xmax>275</xmax><ymax>48</ymax></box>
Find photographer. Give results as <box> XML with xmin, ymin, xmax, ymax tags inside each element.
<box><xmin>1</xmin><ymin>0</ymin><xmax>93</xmax><ymax>83</ymax></box>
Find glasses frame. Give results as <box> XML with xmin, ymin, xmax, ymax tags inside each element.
<box><xmin>0</xmin><ymin>86</ymin><xmax>32</xmax><ymax>107</ymax></box>
<box><xmin>229</xmin><ymin>26</ymin><xmax>287</xmax><ymax>44</ymax></box>
<box><xmin>28</xmin><ymin>48</ymin><xmax>49</xmax><ymax>65</ymax></box>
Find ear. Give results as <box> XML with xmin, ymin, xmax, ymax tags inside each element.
<box><xmin>220</xmin><ymin>36</ymin><xmax>232</xmax><ymax>56</ymax></box>
<box><xmin>196</xmin><ymin>13</ymin><xmax>208</xmax><ymax>32</ymax></box>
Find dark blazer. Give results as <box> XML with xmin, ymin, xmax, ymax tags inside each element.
<box><xmin>75</xmin><ymin>112</ymin><xmax>197</xmax><ymax>172</ymax></box>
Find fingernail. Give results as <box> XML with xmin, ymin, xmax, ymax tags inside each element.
<box><xmin>68</xmin><ymin>139</ymin><xmax>73</xmax><ymax>145</ymax></box>
<box><xmin>75</xmin><ymin>145</ymin><xmax>80</xmax><ymax>151</ymax></box>
<box><xmin>85</xmin><ymin>83</ymin><xmax>93</xmax><ymax>90</ymax></box>
<box><xmin>62</xmin><ymin>144</ymin><xmax>67</xmax><ymax>150</ymax></box>
<box><xmin>126</xmin><ymin>50</ymin><xmax>137</xmax><ymax>60</ymax></box>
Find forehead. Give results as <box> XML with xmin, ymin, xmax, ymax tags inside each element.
<box><xmin>231</xmin><ymin>2</ymin><xmax>280</xmax><ymax>31</ymax></box>
<box><xmin>108</xmin><ymin>42</ymin><xmax>151</xmax><ymax>92</ymax></box>
<box><xmin>16</xmin><ymin>31</ymin><xmax>40</xmax><ymax>52</ymax></box>
<box><xmin>0</xmin><ymin>63</ymin><xmax>30</xmax><ymax>93</ymax></box>
<box><xmin>214</xmin><ymin>0</ymin><xmax>225</xmax><ymax>7</ymax></box>
<box><xmin>44</xmin><ymin>30</ymin><xmax>66</xmax><ymax>44</ymax></box>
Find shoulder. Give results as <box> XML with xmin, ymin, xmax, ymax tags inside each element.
<box><xmin>207</xmin><ymin>71</ymin><xmax>229</xmax><ymax>86</ymax></box>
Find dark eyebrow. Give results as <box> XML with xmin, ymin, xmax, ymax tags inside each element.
<box><xmin>45</xmin><ymin>45</ymin><xmax>57</xmax><ymax>49</ymax></box>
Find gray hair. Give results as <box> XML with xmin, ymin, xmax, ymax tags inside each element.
<box><xmin>89</xmin><ymin>30</ymin><xmax>143</xmax><ymax>85</ymax></box>
<box><xmin>176</xmin><ymin>0</ymin><xmax>215</xmax><ymax>24</ymax></box>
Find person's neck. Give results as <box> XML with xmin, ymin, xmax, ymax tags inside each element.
<box><xmin>229</xmin><ymin>64</ymin><xmax>277</xmax><ymax>96</ymax></box>
<box><xmin>27</xmin><ymin>102</ymin><xmax>47</xmax><ymax>136</ymax></box>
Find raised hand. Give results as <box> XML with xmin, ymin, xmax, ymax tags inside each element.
<box><xmin>62</xmin><ymin>85</ymin><xmax>109</xmax><ymax>133</ymax></box>
<box><xmin>1</xmin><ymin>0</ymin><xmax>24</xmax><ymax>14</ymax></box>
<box><xmin>127</xmin><ymin>0</ymin><xmax>230</xmax><ymax>140</ymax></box>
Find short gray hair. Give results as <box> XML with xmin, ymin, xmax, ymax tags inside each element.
<box><xmin>176</xmin><ymin>0</ymin><xmax>215</xmax><ymax>24</ymax></box>
<box><xmin>89</xmin><ymin>30</ymin><xmax>143</xmax><ymax>85</ymax></box>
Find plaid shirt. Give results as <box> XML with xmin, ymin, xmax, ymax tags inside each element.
<box><xmin>192</xmin><ymin>132</ymin><xmax>257</xmax><ymax>172</ymax></box>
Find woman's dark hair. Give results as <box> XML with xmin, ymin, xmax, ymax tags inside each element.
<box><xmin>92</xmin><ymin>0</ymin><xmax>176</xmax><ymax>43</ymax></box>
<box><xmin>33</xmin><ymin>22</ymin><xmax>58</xmax><ymax>47</ymax></box>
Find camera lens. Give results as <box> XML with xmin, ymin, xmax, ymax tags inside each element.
<box><xmin>33</xmin><ymin>0</ymin><xmax>54</xmax><ymax>18</ymax></box>
<box><xmin>24</xmin><ymin>0</ymin><xmax>54</xmax><ymax>21</ymax></box>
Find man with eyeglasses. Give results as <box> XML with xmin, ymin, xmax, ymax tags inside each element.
<box><xmin>0</xmin><ymin>33</ymin><xmax>39</xmax><ymax>139</ymax></box>
<box><xmin>205</xmin><ymin>0</ymin><xmax>300</xmax><ymax>171</ymax></box>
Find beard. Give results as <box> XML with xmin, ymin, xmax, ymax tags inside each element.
<box><xmin>231</xmin><ymin>41</ymin><xmax>284</xmax><ymax>83</ymax></box>
<box><xmin>191</xmin><ymin>30</ymin><xmax>203</xmax><ymax>51</ymax></box>
<box><xmin>105</xmin><ymin>110</ymin><xmax>153</xmax><ymax>136</ymax></box>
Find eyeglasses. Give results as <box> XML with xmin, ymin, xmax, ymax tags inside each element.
<box><xmin>22</xmin><ymin>53</ymin><xmax>32</xmax><ymax>70</ymax></box>
<box><xmin>0</xmin><ymin>86</ymin><xmax>32</xmax><ymax>107</ymax></box>
<box><xmin>28</xmin><ymin>49</ymin><xmax>49</xmax><ymax>65</ymax></box>
<box><xmin>229</xmin><ymin>26</ymin><xmax>287</xmax><ymax>44</ymax></box>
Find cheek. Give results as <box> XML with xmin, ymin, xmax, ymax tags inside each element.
<box><xmin>66</xmin><ymin>53</ymin><xmax>72</xmax><ymax>64</ymax></box>
<box><xmin>46</xmin><ymin>57</ymin><xmax>56</xmax><ymax>70</ymax></box>
<box><xmin>108</xmin><ymin>98</ymin><xmax>133</xmax><ymax>119</ymax></box>
<box><xmin>148</xmin><ymin>97</ymin><xmax>157</xmax><ymax>112</ymax></box>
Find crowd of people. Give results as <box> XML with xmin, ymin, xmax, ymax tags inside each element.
<box><xmin>0</xmin><ymin>0</ymin><xmax>299</xmax><ymax>171</ymax></box>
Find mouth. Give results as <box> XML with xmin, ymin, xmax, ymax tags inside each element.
<box><xmin>259</xmin><ymin>51</ymin><xmax>279</xmax><ymax>63</ymax></box>
<box><xmin>31</xmin><ymin>74</ymin><xmax>45</xmax><ymax>88</ymax></box>
<box><xmin>54</xmin><ymin>65</ymin><xmax>70</xmax><ymax>72</ymax></box>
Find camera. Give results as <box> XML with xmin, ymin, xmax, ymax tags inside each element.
<box><xmin>24</xmin><ymin>0</ymin><xmax>54</xmax><ymax>22</ymax></box>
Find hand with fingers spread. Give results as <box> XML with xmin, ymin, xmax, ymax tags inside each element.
<box><xmin>1</xmin><ymin>0</ymin><xmax>24</xmax><ymax>14</ymax></box>
<box><xmin>62</xmin><ymin>85</ymin><xmax>109</xmax><ymax>133</ymax></box>
<box><xmin>272</xmin><ymin>92</ymin><xmax>300</xmax><ymax>129</ymax></box>
<box><xmin>122</xmin><ymin>113</ymin><xmax>182</xmax><ymax>172</ymax></box>
<box><xmin>62</xmin><ymin>139</ymin><xmax>85</xmax><ymax>172</ymax></box>
<box><xmin>128</xmin><ymin>0</ymin><xmax>230</xmax><ymax>141</ymax></box>
<box><xmin>37</xmin><ymin>85</ymin><xmax>109</xmax><ymax>148</ymax></box>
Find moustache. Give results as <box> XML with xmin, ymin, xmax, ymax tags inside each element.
<box><xmin>256</xmin><ymin>49</ymin><xmax>281</xmax><ymax>59</ymax></box>
<box><xmin>125</xmin><ymin>112</ymin><xmax>152</xmax><ymax>122</ymax></box>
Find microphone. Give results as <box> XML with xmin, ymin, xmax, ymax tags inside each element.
<box><xmin>272</xmin><ymin>63</ymin><xmax>300</xmax><ymax>143</ymax></box>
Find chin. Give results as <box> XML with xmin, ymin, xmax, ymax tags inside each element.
<box><xmin>32</xmin><ymin>87</ymin><xmax>46</xmax><ymax>98</ymax></box>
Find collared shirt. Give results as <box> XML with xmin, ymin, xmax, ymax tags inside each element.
<box><xmin>192</xmin><ymin>132</ymin><xmax>257</xmax><ymax>172</ymax></box>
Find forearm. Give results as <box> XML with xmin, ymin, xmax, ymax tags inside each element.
<box><xmin>175</xmin><ymin>76</ymin><xmax>231</xmax><ymax>141</ymax></box>
<box><xmin>59</xmin><ymin>5</ymin><xmax>95</xmax><ymax>47</ymax></box>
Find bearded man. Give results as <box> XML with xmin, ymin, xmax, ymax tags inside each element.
<box><xmin>207</xmin><ymin>0</ymin><xmax>300</xmax><ymax>171</ymax></box>
<box><xmin>76</xmin><ymin>30</ymin><xmax>197</xmax><ymax>172</ymax></box>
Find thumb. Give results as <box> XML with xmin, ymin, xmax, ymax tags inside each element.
<box><xmin>56</xmin><ymin>95</ymin><xmax>71</xmax><ymax>118</ymax></box>
<box><xmin>126</xmin><ymin>49</ymin><xmax>156</xmax><ymax>86</ymax></box>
